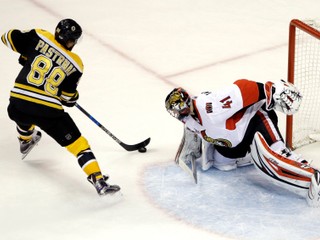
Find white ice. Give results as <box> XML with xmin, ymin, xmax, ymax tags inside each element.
<box><xmin>1</xmin><ymin>0</ymin><xmax>320</xmax><ymax>240</ymax></box>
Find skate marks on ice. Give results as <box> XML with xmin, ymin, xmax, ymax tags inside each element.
<box><xmin>143</xmin><ymin>163</ymin><xmax>320</xmax><ymax>240</ymax></box>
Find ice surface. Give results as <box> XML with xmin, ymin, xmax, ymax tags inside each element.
<box><xmin>144</xmin><ymin>163</ymin><xmax>320</xmax><ymax>240</ymax></box>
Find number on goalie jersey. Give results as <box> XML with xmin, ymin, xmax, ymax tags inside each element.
<box><xmin>165</xmin><ymin>79</ymin><xmax>320</xmax><ymax>207</ymax></box>
<box><xmin>2</xmin><ymin>19</ymin><xmax>120</xmax><ymax>196</ymax></box>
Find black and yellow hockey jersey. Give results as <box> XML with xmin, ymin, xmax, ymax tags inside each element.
<box><xmin>1</xmin><ymin>28</ymin><xmax>83</xmax><ymax>116</ymax></box>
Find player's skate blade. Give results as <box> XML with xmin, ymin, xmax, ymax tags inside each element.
<box><xmin>20</xmin><ymin>131</ymin><xmax>42</xmax><ymax>160</ymax></box>
<box><xmin>87</xmin><ymin>173</ymin><xmax>121</xmax><ymax>197</ymax></box>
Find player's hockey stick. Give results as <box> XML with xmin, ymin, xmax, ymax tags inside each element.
<box><xmin>75</xmin><ymin>103</ymin><xmax>151</xmax><ymax>151</ymax></box>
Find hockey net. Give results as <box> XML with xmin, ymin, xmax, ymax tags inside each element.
<box><xmin>286</xmin><ymin>19</ymin><xmax>320</xmax><ymax>149</ymax></box>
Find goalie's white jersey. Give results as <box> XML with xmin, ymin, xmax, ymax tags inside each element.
<box><xmin>183</xmin><ymin>79</ymin><xmax>268</xmax><ymax>148</ymax></box>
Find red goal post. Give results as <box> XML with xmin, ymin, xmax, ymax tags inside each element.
<box><xmin>286</xmin><ymin>19</ymin><xmax>320</xmax><ymax>149</ymax></box>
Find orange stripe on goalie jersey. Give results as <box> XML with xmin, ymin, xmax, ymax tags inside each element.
<box><xmin>234</xmin><ymin>79</ymin><xmax>260</xmax><ymax>107</ymax></box>
<box><xmin>225</xmin><ymin>108</ymin><xmax>246</xmax><ymax>130</ymax></box>
<box><xmin>264</xmin><ymin>81</ymin><xmax>274</xmax><ymax>107</ymax></box>
<box><xmin>257</xmin><ymin>133</ymin><xmax>314</xmax><ymax>177</ymax></box>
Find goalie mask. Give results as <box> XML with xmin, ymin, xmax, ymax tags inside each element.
<box><xmin>165</xmin><ymin>87</ymin><xmax>191</xmax><ymax>121</ymax></box>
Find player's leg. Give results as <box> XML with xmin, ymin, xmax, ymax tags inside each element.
<box><xmin>244</xmin><ymin>109</ymin><xmax>320</xmax><ymax>206</ymax></box>
<box><xmin>246</xmin><ymin>108</ymin><xmax>320</xmax><ymax>206</ymax></box>
<box><xmin>40</xmin><ymin>112</ymin><xmax>120</xmax><ymax>196</ymax></box>
<box><xmin>66</xmin><ymin>135</ymin><xmax>120</xmax><ymax>196</ymax></box>
<box><xmin>7</xmin><ymin>103</ymin><xmax>42</xmax><ymax>159</ymax></box>
<box><xmin>16</xmin><ymin>125</ymin><xmax>42</xmax><ymax>159</ymax></box>
<box><xmin>251</xmin><ymin>131</ymin><xmax>319</xmax><ymax>206</ymax></box>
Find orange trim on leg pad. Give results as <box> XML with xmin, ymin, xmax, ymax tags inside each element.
<box><xmin>250</xmin><ymin>132</ymin><xmax>313</xmax><ymax>197</ymax></box>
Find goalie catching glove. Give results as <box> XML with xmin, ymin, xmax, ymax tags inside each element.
<box><xmin>60</xmin><ymin>91</ymin><xmax>79</xmax><ymax>107</ymax></box>
<box><xmin>265</xmin><ymin>79</ymin><xmax>302</xmax><ymax>115</ymax></box>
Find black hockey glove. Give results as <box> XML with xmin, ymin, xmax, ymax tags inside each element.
<box><xmin>61</xmin><ymin>91</ymin><xmax>79</xmax><ymax>107</ymax></box>
<box><xmin>18</xmin><ymin>55</ymin><xmax>27</xmax><ymax>66</ymax></box>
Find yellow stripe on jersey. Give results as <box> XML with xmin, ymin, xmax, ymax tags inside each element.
<box><xmin>7</xmin><ymin>30</ymin><xmax>17</xmax><ymax>51</ymax></box>
<box><xmin>61</xmin><ymin>91</ymin><xmax>76</xmax><ymax>101</ymax></box>
<box><xmin>1</xmin><ymin>34</ymin><xmax>5</xmax><ymax>44</ymax></box>
<box><xmin>10</xmin><ymin>93</ymin><xmax>63</xmax><ymax>110</ymax></box>
<box><xmin>35</xmin><ymin>29</ymin><xmax>84</xmax><ymax>73</ymax></box>
<box><xmin>61</xmin><ymin>91</ymin><xmax>75</xmax><ymax>97</ymax></box>
<box><xmin>14</xmin><ymin>83</ymin><xmax>61</xmax><ymax>101</ymax></box>
<box><xmin>11</xmin><ymin>83</ymin><xmax>63</xmax><ymax>109</ymax></box>
<box><xmin>1</xmin><ymin>30</ymin><xmax>17</xmax><ymax>52</ymax></box>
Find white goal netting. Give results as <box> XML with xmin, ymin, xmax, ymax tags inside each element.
<box><xmin>289</xmin><ymin>19</ymin><xmax>320</xmax><ymax>149</ymax></box>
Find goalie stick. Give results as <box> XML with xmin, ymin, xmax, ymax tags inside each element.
<box><xmin>174</xmin><ymin>127</ymin><xmax>198</xmax><ymax>184</ymax></box>
<box><xmin>75</xmin><ymin>103</ymin><xmax>151</xmax><ymax>151</ymax></box>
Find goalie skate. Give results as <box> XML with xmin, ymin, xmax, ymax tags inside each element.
<box><xmin>307</xmin><ymin>170</ymin><xmax>320</xmax><ymax>207</ymax></box>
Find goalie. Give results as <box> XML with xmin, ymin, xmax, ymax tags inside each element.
<box><xmin>165</xmin><ymin>79</ymin><xmax>320</xmax><ymax>207</ymax></box>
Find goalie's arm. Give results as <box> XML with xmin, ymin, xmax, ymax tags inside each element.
<box><xmin>233</xmin><ymin>79</ymin><xmax>270</xmax><ymax>108</ymax></box>
<box><xmin>233</xmin><ymin>79</ymin><xmax>302</xmax><ymax>115</ymax></box>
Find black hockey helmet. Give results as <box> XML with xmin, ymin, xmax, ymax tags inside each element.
<box><xmin>165</xmin><ymin>87</ymin><xmax>191</xmax><ymax>121</ymax></box>
<box><xmin>55</xmin><ymin>19</ymin><xmax>82</xmax><ymax>50</ymax></box>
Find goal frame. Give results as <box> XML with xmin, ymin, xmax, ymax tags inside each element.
<box><xmin>286</xmin><ymin>19</ymin><xmax>320</xmax><ymax>149</ymax></box>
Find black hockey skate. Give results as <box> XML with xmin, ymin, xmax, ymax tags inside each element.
<box><xmin>87</xmin><ymin>172</ymin><xmax>121</xmax><ymax>196</ymax></box>
<box><xmin>19</xmin><ymin>131</ymin><xmax>42</xmax><ymax>160</ymax></box>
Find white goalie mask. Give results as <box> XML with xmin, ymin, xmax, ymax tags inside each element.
<box><xmin>165</xmin><ymin>87</ymin><xmax>191</xmax><ymax>121</ymax></box>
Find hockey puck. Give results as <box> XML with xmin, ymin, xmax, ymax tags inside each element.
<box><xmin>138</xmin><ymin>147</ymin><xmax>147</xmax><ymax>153</ymax></box>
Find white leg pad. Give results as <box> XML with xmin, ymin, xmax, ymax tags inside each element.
<box><xmin>175</xmin><ymin>126</ymin><xmax>202</xmax><ymax>165</ymax></box>
<box><xmin>201</xmin><ymin>141</ymin><xmax>215</xmax><ymax>171</ymax></box>
<box><xmin>174</xmin><ymin>126</ymin><xmax>200</xmax><ymax>184</ymax></box>
<box><xmin>251</xmin><ymin>132</ymin><xmax>314</xmax><ymax>197</ymax></box>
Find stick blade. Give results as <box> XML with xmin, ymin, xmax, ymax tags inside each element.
<box><xmin>120</xmin><ymin>137</ymin><xmax>151</xmax><ymax>151</ymax></box>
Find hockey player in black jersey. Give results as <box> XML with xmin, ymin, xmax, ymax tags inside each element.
<box><xmin>1</xmin><ymin>19</ymin><xmax>120</xmax><ymax>196</ymax></box>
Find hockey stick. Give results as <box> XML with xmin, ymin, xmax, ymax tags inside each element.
<box><xmin>75</xmin><ymin>103</ymin><xmax>151</xmax><ymax>151</ymax></box>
